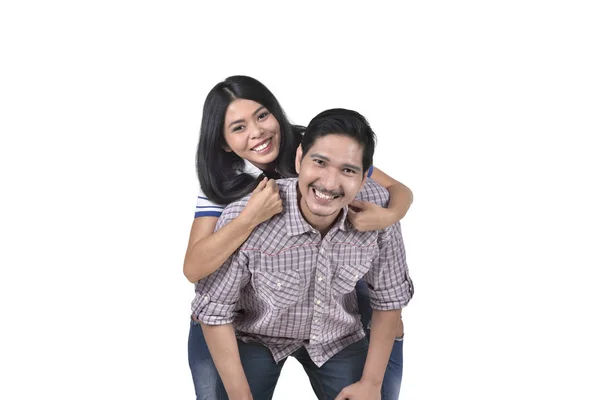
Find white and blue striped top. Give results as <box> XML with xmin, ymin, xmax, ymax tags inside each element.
<box><xmin>195</xmin><ymin>160</ymin><xmax>263</xmax><ymax>218</ymax></box>
<box><xmin>194</xmin><ymin>161</ymin><xmax>374</xmax><ymax>218</ymax></box>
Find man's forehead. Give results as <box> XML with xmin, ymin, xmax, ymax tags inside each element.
<box><xmin>309</xmin><ymin>134</ymin><xmax>363</xmax><ymax>155</ymax></box>
<box><xmin>307</xmin><ymin>134</ymin><xmax>364</xmax><ymax>169</ymax></box>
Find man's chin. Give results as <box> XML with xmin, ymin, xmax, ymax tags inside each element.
<box><xmin>306</xmin><ymin>203</ymin><xmax>339</xmax><ymax>218</ymax></box>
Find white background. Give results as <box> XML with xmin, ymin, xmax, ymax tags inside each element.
<box><xmin>1</xmin><ymin>1</ymin><xmax>599</xmax><ymax>399</ymax></box>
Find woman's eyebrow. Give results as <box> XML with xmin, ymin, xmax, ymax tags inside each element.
<box><xmin>227</xmin><ymin>106</ymin><xmax>267</xmax><ymax>128</ymax></box>
<box><xmin>252</xmin><ymin>105</ymin><xmax>266</xmax><ymax>116</ymax></box>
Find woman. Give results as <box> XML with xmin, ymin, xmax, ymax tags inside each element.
<box><xmin>185</xmin><ymin>76</ymin><xmax>412</xmax><ymax>400</ymax></box>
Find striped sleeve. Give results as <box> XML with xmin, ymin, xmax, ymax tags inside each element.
<box><xmin>194</xmin><ymin>186</ymin><xmax>226</xmax><ymax>218</ymax></box>
<box><xmin>367</xmin><ymin>165</ymin><xmax>374</xmax><ymax>178</ymax></box>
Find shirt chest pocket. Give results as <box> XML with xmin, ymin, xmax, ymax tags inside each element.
<box><xmin>254</xmin><ymin>270</ymin><xmax>301</xmax><ymax>310</ymax></box>
<box><xmin>331</xmin><ymin>264</ymin><xmax>370</xmax><ymax>297</ymax></box>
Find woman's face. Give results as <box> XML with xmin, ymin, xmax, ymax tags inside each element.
<box><xmin>223</xmin><ymin>99</ymin><xmax>281</xmax><ymax>170</ymax></box>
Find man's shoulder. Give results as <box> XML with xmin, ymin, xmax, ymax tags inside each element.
<box><xmin>275</xmin><ymin>177</ymin><xmax>296</xmax><ymax>190</ymax></box>
<box><xmin>356</xmin><ymin>178</ymin><xmax>389</xmax><ymax>207</ymax></box>
<box><xmin>219</xmin><ymin>178</ymin><xmax>296</xmax><ymax>224</ymax></box>
<box><xmin>220</xmin><ymin>196</ymin><xmax>250</xmax><ymax>221</ymax></box>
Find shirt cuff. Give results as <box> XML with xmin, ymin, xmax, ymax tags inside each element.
<box><xmin>368</xmin><ymin>283</ymin><xmax>413</xmax><ymax>310</ymax></box>
<box><xmin>192</xmin><ymin>292</ymin><xmax>236</xmax><ymax>325</ymax></box>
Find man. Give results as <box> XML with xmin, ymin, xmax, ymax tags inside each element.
<box><xmin>192</xmin><ymin>109</ymin><xmax>414</xmax><ymax>400</ymax></box>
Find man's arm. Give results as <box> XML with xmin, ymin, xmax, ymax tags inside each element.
<box><xmin>336</xmin><ymin>222</ymin><xmax>413</xmax><ymax>400</ymax></box>
<box><xmin>195</xmin><ymin>252</ymin><xmax>252</xmax><ymax>399</ymax></box>
<box><xmin>201</xmin><ymin>323</ymin><xmax>252</xmax><ymax>400</ymax></box>
<box><xmin>335</xmin><ymin>310</ymin><xmax>400</xmax><ymax>400</ymax></box>
<box><xmin>361</xmin><ymin>309</ymin><xmax>402</xmax><ymax>385</ymax></box>
<box><xmin>193</xmin><ymin>209</ymin><xmax>253</xmax><ymax>399</ymax></box>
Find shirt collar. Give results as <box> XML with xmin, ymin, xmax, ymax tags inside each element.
<box><xmin>241</xmin><ymin>160</ymin><xmax>263</xmax><ymax>178</ymax></box>
<box><xmin>283</xmin><ymin>180</ymin><xmax>350</xmax><ymax>236</ymax></box>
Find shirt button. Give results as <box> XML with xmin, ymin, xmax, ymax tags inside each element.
<box><xmin>312</xmin><ymin>335</ymin><xmax>317</xmax><ymax>340</ymax></box>
<box><xmin>354</xmin><ymin>274</ymin><xmax>359</xmax><ymax>279</ymax></box>
<box><xmin>318</xmin><ymin>276</ymin><xmax>323</xmax><ymax>282</ymax></box>
<box><xmin>204</xmin><ymin>295</ymin><xmax>209</xmax><ymax>301</ymax></box>
<box><xmin>315</xmin><ymin>318</ymin><xmax>319</xmax><ymax>323</ymax></box>
<box><xmin>276</xmin><ymin>282</ymin><xmax>281</xmax><ymax>287</ymax></box>
<box><xmin>316</xmin><ymin>300</ymin><xmax>321</xmax><ymax>305</ymax></box>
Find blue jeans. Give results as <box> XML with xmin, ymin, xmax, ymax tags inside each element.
<box><xmin>188</xmin><ymin>280</ymin><xmax>404</xmax><ymax>399</ymax></box>
<box><xmin>188</xmin><ymin>321</ymin><xmax>366</xmax><ymax>400</ymax></box>
<box><xmin>237</xmin><ymin>337</ymin><xmax>368</xmax><ymax>400</ymax></box>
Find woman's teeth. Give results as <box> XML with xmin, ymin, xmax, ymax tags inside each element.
<box><xmin>252</xmin><ymin>139</ymin><xmax>270</xmax><ymax>152</ymax></box>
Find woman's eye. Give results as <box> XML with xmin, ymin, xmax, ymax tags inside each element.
<box><xmin>258</xmin><ymin>112</ymin><xmax>269</xmax><ymax>120</ymax></box>
<box><xmin>232</xmin><ymin>125</ymin><xmax>244</xmax><ymax>132</ymax></box>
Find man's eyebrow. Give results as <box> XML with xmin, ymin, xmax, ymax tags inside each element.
<box><xmin>341</xmin><ymin>163</ymin><xmax>362</xmax><ymax>171</ymax></box>
<box><xmin>310</xmin><ymin>154</ymin><xmax>362</xmax><ymax>172</ymax></box>
<box><xmin>227</xmin><ymin>106</ymin><xmax>267</xmax><ymax>128</ymax></box>
<box><xmin>310</xmin><ymin>153</ymin><xmax>330</xmax><ymax>161</ymax></box>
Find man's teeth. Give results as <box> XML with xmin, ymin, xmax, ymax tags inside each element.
<box><xmin>314</xmin><ymin>189</ymin><xmax>335</xmax><ymax>200</ymax></box>
<box><xmin>252</xmin><ymin>140</ymin><xmax>270</xmax><ymax>152</ymax></box>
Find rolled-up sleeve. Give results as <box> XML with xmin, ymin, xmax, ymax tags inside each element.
<box><xmin>190</xmin><ymin>206</ymin><xmax>251</xmax><ymax>325</ymax></box>
<box><xmin>363</xmin><ymin>222</ymin><xmax>414</xmax><ymax>310</ymax></box>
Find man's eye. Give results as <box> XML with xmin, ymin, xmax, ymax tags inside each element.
<box><xmin>314</xmin><ymin>159</ymin><xmax>324</xmax><ymax>166</ymax></box>
<box><xmin>343</xmin><ymin>169</ymin><xmax>356</xmax><ymax>174</ymax></box>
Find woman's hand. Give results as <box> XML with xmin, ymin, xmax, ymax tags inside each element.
<box><xmin>239</xmin><ymin>178</ymin><xmax>283</xmax><ymax>228</ymax></box>
<box><xmin>347</xmin><ymin>200</ymin><xmax>395</xmax><ymax>232</ymax></box>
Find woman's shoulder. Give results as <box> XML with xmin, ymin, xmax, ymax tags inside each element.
<box><xmin>194</xmin><ymin>185</ymin><xmax>225</xmax><ymax>218</ymax></box>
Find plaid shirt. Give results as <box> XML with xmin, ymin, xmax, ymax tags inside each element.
<box><xmin>192</xmin><ymin>178</ymin><xmax>413</xmax><ymax>367</ymax></box>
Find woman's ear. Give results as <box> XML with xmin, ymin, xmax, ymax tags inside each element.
<box><xmin>222</xmin><ymin>145</ymin><xmax>232</xmax><ymax>152</ymax></box>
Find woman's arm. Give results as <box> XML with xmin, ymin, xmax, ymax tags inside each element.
<box><xmin>183</xmin><ymin>178</ymin><xmax>282</xmax><ymax>283</ymax></box>
<box><xmin>371</xmin><ymin>167</ymin><xmax>413</xmax><ymax>221</ymax></box>
<box><xmin>183</xmin><ymin>216</ymin><xmax>254</xmax><ymax>283</ymax></box>
<box><xmin>348</xmin><ymin>167</ymin><xmax>413</xmax><ymax>231</ymax></box>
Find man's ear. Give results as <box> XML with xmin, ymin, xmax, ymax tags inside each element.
<box><xmin>357</xmin><ymin>170</ymin><xmax>368</xmax><ymax>192</ymax></box>
<box><xmin>295</xmin><ymin>145</ymin><xmax>303</xmax><ymax>174</ymax></box>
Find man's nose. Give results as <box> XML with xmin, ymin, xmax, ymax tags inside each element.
<box><xmin>321</xmin><ymin>168</ymin><xmax>340</xmax><ymax>191</ymax></box>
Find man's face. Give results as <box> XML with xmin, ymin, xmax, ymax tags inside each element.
<box><xmin>295</xmin><ymin>134</ymin><xmax>367</xmax><ymax>221</ymax></box>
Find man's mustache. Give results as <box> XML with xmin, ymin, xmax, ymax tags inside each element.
<box><xmin>309</xmin><ymin>184</ymin><xmax>344</xmax><ymax>197</ymax></box>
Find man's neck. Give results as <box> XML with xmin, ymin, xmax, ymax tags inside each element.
<box><xmin>313</xmin><ymin>218</ymin><xmax>337</xmax><ymax>237</ymax></box>
<box><xmin>298</xmin><ymin>198</ymin><xmax>341</xmax><ymax>237</ymax></box>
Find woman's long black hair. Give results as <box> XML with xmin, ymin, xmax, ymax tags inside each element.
<box><xmin>196</xmin><ymin>76</ymin><xmax>304</xmax><ymax>204</ymax></box>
